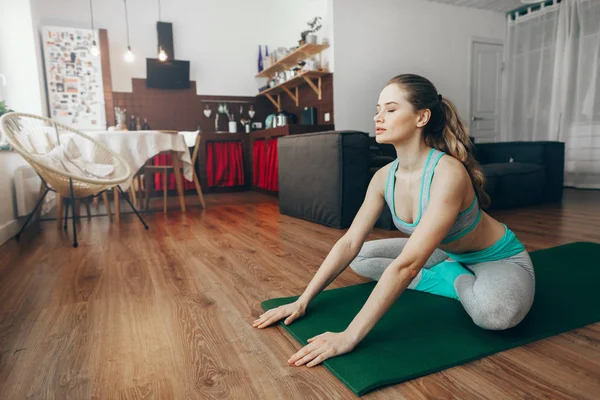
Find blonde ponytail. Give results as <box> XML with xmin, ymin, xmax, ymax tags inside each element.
<box><xmin>428</xmin><ymin>98</ymin><xmax>491</xmax><ymax>208</ymax></box>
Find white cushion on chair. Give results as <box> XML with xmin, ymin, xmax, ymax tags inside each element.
<box><xmin>33</xmin><ymin>137</ymin><xmax>115</xmax><ymax>178</ymax></box>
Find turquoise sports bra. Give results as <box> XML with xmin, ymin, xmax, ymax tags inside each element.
<box><xmin>384</xmin><ymin>148</ymin><xmax>482</xmax><ymax>244</ymax></box>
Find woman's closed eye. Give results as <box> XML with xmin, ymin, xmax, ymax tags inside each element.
<box><xmin>375</xmin><ymin>108</ymin><xmax>396</xmax><ymax>116</ymax></box>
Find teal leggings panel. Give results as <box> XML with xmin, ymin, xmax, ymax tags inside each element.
<box><xmin>413</xmin><ymin>260</ymin><xmax>473</xmax><ymax>300</ymax></box>
<box><xmin>444</xmin><ymin>224</ymin><xmax>525</xmax><ymax>264</ymax></box>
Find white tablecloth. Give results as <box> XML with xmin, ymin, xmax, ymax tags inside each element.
<box><xmin>178</xmin><ymin>130</ymin><xmax>200</xmax><ymax>147</ymax></box>
<box><xmin>78</xmin><ymin>130</ymin><xmax>195</xmax><ymax>191</ymax></box>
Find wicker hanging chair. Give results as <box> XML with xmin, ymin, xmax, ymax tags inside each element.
<box><xmin>0</xmin><ymin>112</ymin><xmax>148</xmax><ymax>247</ymax></box>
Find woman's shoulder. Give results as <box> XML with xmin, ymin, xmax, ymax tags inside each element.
<box><xmin>433</xmin><ymin>153</ymin><xmax>471</xmax><ymax>186</ymax></box>
<box><xmin>436</xmin><ymin>152</ymin><xmax>463</xmax><ymax>168</ymax></box>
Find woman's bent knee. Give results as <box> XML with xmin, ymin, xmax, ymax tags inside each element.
<box><xmin>349</xmin><ymin>255</ymin><xmax>367</xmax><ymax>276</ymax></box>
<box><xmin>349</xmin><ymin>255</ymin><xmax>392</xmax><ymax>281</ymax></box>
<box><xmin>470</xmin><ymin>301</ymin><xmax>531</xmax><ymax>330</ymax></box>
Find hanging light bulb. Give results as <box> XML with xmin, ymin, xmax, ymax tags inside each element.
<box><xmin>158</xmin><ymin>46</ymin><xmax>168</xmax><ymax>62</ymax></box>
<box><xmin>90</xmin><ymin>40</ymin><xmax>100</xmax><ymax>56</ymax></box>
<box><xmin>88</xmin><ymin>0</ymin><xmax>100</xmax><ymax>56</ymax></box>
<box><xmin>123</xmin><ymin>0</ymin><xmax>134</xmax><ymax>63</ymax></box>
<box><xmin>124</xmin><ymin>45</ymin><xmax>135</xmax><ymax>63</ymax></box>
<box><xmin>156</xmin><ymin>0</ymin><xmax>167</xmax><ymax>62</ymax></box>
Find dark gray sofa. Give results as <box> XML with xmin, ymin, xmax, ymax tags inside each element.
<box><xmin>278</xmin><ymin>131</ymin><xmax>565</xmax><ymax>230</ymax></box>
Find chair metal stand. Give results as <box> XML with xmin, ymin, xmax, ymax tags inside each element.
<box><xmin>118</xmin><ymin>185</ymin><xmax>149</xmax><ymax>230</ymax></box>
<box><xmin>14</xmin><ymin>184</ymin><xmax>50</xmax><ymax>242</ymax></box>
<box><xmin>69</xmin><ymin>178</ymin><xmax>78</xmax><ymax>247</ymax></box>
<box><xmin>15</xmin><ymin>178</ymin><xmax>149</xmax><ymax>248</ymax></box>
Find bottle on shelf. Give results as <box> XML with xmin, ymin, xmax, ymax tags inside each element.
<box><xmin>264</xmin><ymin>45</ymin><xmax>269</xmax><ymax>68</ymax></box>
<box><xmin>128</xmin><ymin>115</ymin><xmax>136</xmax><ymax>130</ymax></box>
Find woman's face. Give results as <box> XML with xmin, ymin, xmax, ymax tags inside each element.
<box><xmin>374</xmin><ymin>84</ymin><xmax>428</xmax><ymax>144</ymax></box>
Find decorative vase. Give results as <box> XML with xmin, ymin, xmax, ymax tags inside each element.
<box><xmin>203</xmin><ymin>104</ymin><xmax>212</xmax><ymax>118</ymax></box>
<box><xmin>258</xmin><ymin>45</ymin><xmax>263</xmax><ymax>73</ymax></box>
<box><xmin>228</xmin><ymin>121</ymin><xmax>237</xmax><ymax>133</ymax></box>
<box><xmin>115</xmin><ymin>107</ymin><xmax>128</xmax><ymax>131</ymax></box>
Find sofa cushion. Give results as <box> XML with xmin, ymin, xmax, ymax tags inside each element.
<box><xmin>482</xmin><ymin>162</ymin><xmax>544</xmax><ymax>177</ymax></box>
<box><xmin>370</xmin><ymin>155</ymin><xmax>395</xmax><ymax>168</ymax></box>
<box><xmin>482</xmin><ymin>162</ymin><xmax>546</xmax><ymax>209</ymax></box>
<box><xmin>474</xmin><ymin>142</ymin><xmax>545</xmax><ymax>165</ymax></box>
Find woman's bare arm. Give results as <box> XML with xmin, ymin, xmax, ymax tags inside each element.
<box><xmin>345</xmin><ymin>158</ymin><xmax>469</xmax><ymax>343</ymax></box>
<box><xmin>296</xmin><ymin>166</ymin><xmax>388</xmax><ymax>308</ymax></box>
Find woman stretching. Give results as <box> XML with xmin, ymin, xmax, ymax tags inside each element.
<box><xmin>253</xmin><ymin>74</ymin><xmax>535</xmax><ymax>368</ymax></box>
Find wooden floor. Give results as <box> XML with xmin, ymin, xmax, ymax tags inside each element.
<box><xmin>0</xmin><ymin>188</ymin><xmax>599</xmax><ymax>399</ymax></box>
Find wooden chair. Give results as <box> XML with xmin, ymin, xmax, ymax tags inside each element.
<box><xmin>58</xmin><ymin>192</ymin><xmax>112</xmax><ymax>225</ymax></box>
<box><xmin>142</xmin><ymin>131</ymin><xmax>206</xmax><ymax>213</ymax></box>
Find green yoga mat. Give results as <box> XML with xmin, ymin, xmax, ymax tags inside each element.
<box><xmin>261</xmin><ymin>242</ymin><xmax>600</xmax><ymax>396</ymax></box>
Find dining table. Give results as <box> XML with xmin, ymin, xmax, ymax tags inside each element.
<box><xmin>75</xmin><ymin>129</ymin><xmax>203</xmax><ymax>222</ymax></box>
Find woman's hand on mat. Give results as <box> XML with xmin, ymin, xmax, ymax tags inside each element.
<box><xmin>288</xmin><ymin>331</ymin><xmax>356</xmax><ymax>368</ymax></box>
<box><xmin>252</xmin><ymin>301</ymin><xmax>307</xmax><ymax>329</ymax></box>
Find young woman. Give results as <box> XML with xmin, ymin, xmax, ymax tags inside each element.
<box><xmin>253</xmin><ymin>74</ymin><xmax>535</xmax><ymax>368</ymax></box>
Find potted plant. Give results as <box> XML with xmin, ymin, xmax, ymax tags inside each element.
<box><xmin>0</xmin><ymin>100</ymin><xmax>12</xmax><ymax>117</ymax></box>
<box><xmin>299</xmin><ymin>29</ymin><xmax>311</xmax><ymax>46</ymax></box>
<box><xmin>0</xmin><ymin>100</ymin><xmax>13</xmax><ymax>150</ymax></box>
<box><xmin>299</xmin><ymin>16</ymin><xmax>322</xmax><ymax>45</ymax></box>
<box><xmin>306</xmin><ymin>16</ymin><xmax>322</xmax><ymax>44</ymax></box>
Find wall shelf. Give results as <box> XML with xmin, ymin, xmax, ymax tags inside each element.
<box><xmin>256</xmin><ymin>43</ymin><xmax>329</xmax><ymax>79</ymax></box>
<box><xmin>258</xmin><ymin>71</ymin><xmax>330</xmax><ymax>111</ymax></box>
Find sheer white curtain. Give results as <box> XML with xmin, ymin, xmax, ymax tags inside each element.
<box><xmin>503</xmin><ymin>0</ymin><xmax>600</xmax><ymax>189</ymax></box>
<box><xmin>552</xmin><ymin>0</ymin><xmax>600</xmax><ymax>188</ymax></box>
<box><xmin>502</xmin><ymin>1</ymin><xmax>560</xmax><ymax>142</ymax></box>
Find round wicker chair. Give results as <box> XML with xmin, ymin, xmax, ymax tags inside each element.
<box><xmin>0</xmin><ymin>112</ymin><xmax>148</xmax><ymax>247</ymax></box>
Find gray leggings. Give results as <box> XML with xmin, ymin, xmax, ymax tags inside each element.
<box><xmin>350</xmin><ymin>238</ymin><xmax>536</xmax><ymax>330</ymax></box>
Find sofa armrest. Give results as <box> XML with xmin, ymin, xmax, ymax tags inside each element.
<box><xmin>473</xmin><ymin>141</ymin><xmax>565</xmax><ymax>203</ymax></box>
<box><xmin>368</xmin><ymin>136</ymin><xmax>396</xmax><ymax>159</ymax></box>
<box><xmin>540</xmin><ymin>141</ymin><xmax>565</xmax><ymax>202</ymax></box>
<box><xmin>278</xmin><ymin>130</ymin><xmax>370</xmax><ymax>228</ymax></box>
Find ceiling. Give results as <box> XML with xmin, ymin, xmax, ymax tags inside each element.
<box><xmin>426</xmin><ymin>0</ymin><xmax>543</xmax><ymax>13</ymax></box>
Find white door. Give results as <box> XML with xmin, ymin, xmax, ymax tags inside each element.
<box><xmin>470</xmin><ymin>40</ymin><xmax>503</xmax><ymax>143</ymax></box>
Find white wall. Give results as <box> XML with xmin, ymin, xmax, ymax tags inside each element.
<box><xmin>333</xmin><ymin>0</ymin><xmax>506</xmax><ymax>135</ymax></box>
<box><xmin>323</xmin><ymin>0</ymin><xmax>334</xmax><ymax>72</ymax></box>
<box><xmin>0</xmin><ymin>0</ymin><xmax>44</xmax><ymax>114</ymax></box>
<box><xmin>0</xmin><ymin>154</ymin><xmax>35</xmax><ymax>246</ymax></box>
<box><xmin>31</xmin><ymin>0</ymin><xmax>329</xmax><ymax>98</ymax></box>
<box><xmin>0</xmin><ymin>0</ymin><xmax>46</xmax><ymax>247</ymax></box>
